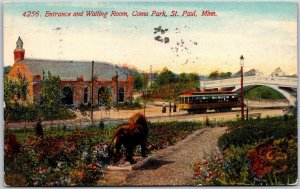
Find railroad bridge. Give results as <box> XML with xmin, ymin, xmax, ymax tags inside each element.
<box><xmin>200</xmin><ymin>76</ymin><xmax>297</xmax><ymax>105</ymax></box>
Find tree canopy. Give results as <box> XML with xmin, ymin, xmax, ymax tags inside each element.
<box><xmin>4</xmin><ymin>74</ymin><xmax>29</xmax><ymax>121</ymax></box>
<box><xmin>209</xmin><ymin>71</ymin><xmax>232</xmax><ymax>79</ymax></box>
<box><xmin>40</xmin><ymin>72</ymin><xmax>62</xmax><ymax>117</ymax></box>
<box><xmin>134</xmin><ymin>72</ymin><xmax>147</xmax><ymax>91</ymax></box>
<box><xmin>151</xmin><ymin>68</ymin><xmax>199</xmax><ymax>100</ymax></box>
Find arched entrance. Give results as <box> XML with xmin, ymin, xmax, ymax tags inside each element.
<box><xmin>84</xmin><ymin>87</ymin><xmax>88</xmax><ymax>103</ymax></box>
<box><xmin>118</xmin><ymin>87</ymin><xmax>125</xmax><ymax>102</ymax></box>
<box><xmin>61</xmin><ymin>86</ymin><xmax>73</xmax><ymax>105</ymax></box>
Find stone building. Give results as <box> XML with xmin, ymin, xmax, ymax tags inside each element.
<box><xmin>7</xmin><ymin>37</ymin><xmax>134</xmax><ymax>107</ymax></box>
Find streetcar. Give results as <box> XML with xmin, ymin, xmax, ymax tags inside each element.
<box><xmin>178</xmin><ymin>89</ymin><xmax>240</xmax><ymax>114</ymax></box>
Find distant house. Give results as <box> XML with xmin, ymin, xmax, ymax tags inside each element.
<box><xmin>270</xmin><ymin>67</ymin><xmax>286</xmax><ymax>77</ymax></box>
<box><xmin>7</xmin><ymin>37</ymin><xmax>134</xmax><ymax>107</ymax></box>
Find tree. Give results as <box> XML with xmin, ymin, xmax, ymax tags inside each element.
<box><xmin>134</xmin><ymin>72</ymin><xmax>147</xmax><ymax>91</ymax></box>
<box><xmin>98</xmin><ymin>87</ymin><xmax>112</xmax><ymax>111</ymax></box>
<box><xmin>4</xmin><ymin>74</ymin><xmax>29</xmax><ymax>122</ymax></box>
<box><xmin>219</xmin><ymin>72</ymin><xmax>232</xmax><ymax>79</ymax></box>
<box><xmin>155</xmin><ymin>67</ymin><xmax>176</xmax><ymax>86</ymax></box>
<box><xmin>4</xmin><ymin>66</ymin><xmax>11</xmax><ymax>75</ymax></box>
<box><xmin>209</xmin><ymin>71</ymin><xmax>232</xmax><ymax>79</ymax></box>
<box><xmin>40</xmin><ymin>72</ymin><xmax>61</xmax><ymax>120</ymax></box>
<box><xmin>141</xmin><ymin>89</ymin><xmax>153</xmax><ymax>117</ymax></box>
<box><xmin>208</xmin><ymin>71</ymin><xmax>219</xmax><ymax>80</ymax></box>
<box><xmin>4</xmin><ymin>76</ymin><xmax>18</xmax><ymax>121</ymax></box>
<box><xmin>188</xmin><ymin>73</ymin><xmax>200</xmax><ymax>82</ymax></box>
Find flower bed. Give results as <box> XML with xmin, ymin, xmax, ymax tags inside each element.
<box><xmin>5</xmin><ymin>121</ymin><xmax>202</xmax><ymax>186</ymax></box>
<box><xmin>193</xmin><ymin>116</ymin><xmax>297</xmax><ymax>186</ymax></box>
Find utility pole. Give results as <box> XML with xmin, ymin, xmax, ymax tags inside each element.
<box><xmin>91</xmin><ymin>61</ymin><xmax>94</xmax><ymax>124</ymax></box>
<box><xmin>240</xmin><ymin>55</ymin><xmax>245</xmax><ymax>121</ymax></box>
<box><xmin>150</xmin><ymin>65</ymin><xmax>152</xmax><ymax>87</ymax></box>
<box><xmin>115</xmin><ymin>70</ymin><xmax>119</xmax><ymax>103</ymax></box>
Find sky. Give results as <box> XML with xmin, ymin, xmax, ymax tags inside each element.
<box><xmin>3</xmin><ymin>2</ymin><xmax>298</xmax><ymax>75</ymax></box>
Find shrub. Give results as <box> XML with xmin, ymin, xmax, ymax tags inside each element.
<box><xmin>113</xmin><ymin>99</ymin><xmax>142</xmax><ymax>110</ymax></box>
<box><xmin>148</xmin><ymin>121</ymin><xmax>202</xmax><ymax>150</ymax></box>
<box><xmin>193</xmin><ymin>154</ymin><xmax>224</xmax><ymax>185</ymax></box>
<box><xmin>194</xmin><ymin>138</ymin><xmax>297</xmax><ymax>186</ymax></box>
<box><xmin>5</xmin><ymin>120</ymin><xmax>204</xmax><ymax>186</ymax></box>
<box><xmin>6</xmin><ymin>104</ymin><xmax>76</xmax><ymax>122</ymax></box>
<box><xmin>218</xmin><ymin>116</ymin><xmax>297</xmax><ymax>150</ymax></box>
<box><xmin>247</xmin><ymin>138</ymin><xmax>297</xmax><ymax>185</ymax></box>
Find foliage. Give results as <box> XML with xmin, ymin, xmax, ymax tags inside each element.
<box><xmin>134</xmin><ymin>72</ymin><xmax>147</xmax><ymax>91</ymax></box>
<box><xmin>208</xmin><ymin>71</ymin><xmax>232</xmax><ymax>80</ymax></box>
<box><xmin>5</xmin><ymin>120</ymin><xmax>203</xmax><ymax>186</ymax></box>
<box><xmin>155</xmin><ymin>67</ymin><xmax>177</xmax><ymax>86</ymax></box>
<box><xmin>193</xmin><ymin>116</ymin><xmax>298</xmax><ymax>186</ymax></box>
<box><xmin>148</xmin><ymin>121</ymin><xmax>202</xmax><ymax>150</ymax></box>
<box><xmin>245</xmin><ymin>86</ymin><xmax>285</xmax><ymax>100</ymax></box>
<box><xmin>208</xmin><ymin>71</ymin><xmax>220</xmax><ymax>80</ymax></box>
<box><xmin>218</xmin><ymin>116</ymin><xmax>297</xmax><ymax>149</ymax></box>
<box><xmin>4</xmin><ymin>74</ymin><xmax>29</xmax><ymax>121</ymax></box>
<box><xmin>194</xmin><ymin>137</ymin><xmax>297</xmax><ymax>186</ymax></box>
<box><xmin>113</xmin><ymin>98</ymin><xmax>142</xmax><ymax>110</ymax></box>
<box><xmin>285</xmin><ymin>100</ymin><xmax>297</xmax><ymax>117</ymax></box>
<box><xmin>4</xmin><ymin>132</ymin><xmax>106</xmax><ymax>186</ymax></box>
<box><xmin>5</xmin><ymin>102</ymin><xmax>76</xmax><ymax>122</ymax></box>
<box><xmin>98</xmin><ymin>87</ymin><xmax>112</xmax><ymax>111</ymax></box>
<box><xmin>193</xmin><ymin>154</ymin><xmax>224</xmax><ymax>185</ymax></box>
<box><xmin>4</xmin><ymin>65</ymin><xmax>12</xmax><ymax>75</ymax></box>
<box><xmin>4</xmin><ymin>72</ymin><xmax>75</xmax><ymax>122</ymax></box>
<box><xmin>152</xmin><ymin>68</ymin><xmax>199</xmax><ymax>100</ymax></box>
<box><xmin>40</xmin><ymin>72</ymin><xmax>62</xmax><ymax>119</ymax></box>
<box><xmin>247</xmin><ymin>138</ymin><xmax>297</xmax><ymax>184</ymax></box>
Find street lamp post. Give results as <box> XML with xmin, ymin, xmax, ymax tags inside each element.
<box><xmin>240</xmin><ymin>55</ymin><xmax>245</xmax><ymax>121</ymax></box>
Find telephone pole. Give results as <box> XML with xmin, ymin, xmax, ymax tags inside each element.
<box><xmin>115</xmin><ymin>70</ymin><xmax>119</xmax><ymax>103</ymax></box>
<box><xmin>91</xmin><ymin>61</ymin><xmax>94</xmax><ymax>124</ymax></box>
<box><xmin>150</xmin><ymin>65</ymin><xmax>152</xmax><ymax>87</ymax></box>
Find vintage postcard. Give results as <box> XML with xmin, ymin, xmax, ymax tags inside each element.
<box><xmin>3</xmin><ymin>1</ymin><xmax>298</xmax><ymax>186</ymax></box>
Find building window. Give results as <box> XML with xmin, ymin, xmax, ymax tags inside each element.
<box><xmin>84</xmin><ymin>87</ymin><xmax>88</xmax><ymax>103</ymax></box>
<box><xmin>118</xmin><ymin>87</ymin><xmax>125</xmax><ymax>102</ymax></box>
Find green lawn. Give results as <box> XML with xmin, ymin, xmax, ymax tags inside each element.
<box><xmin>245</xmin><ymin>86</ymin><xmax>285</xmax><ymax>100</ymax></box>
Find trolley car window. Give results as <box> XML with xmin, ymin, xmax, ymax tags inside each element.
<box><xmin>185</xmin><ymin>97</ymin><xmax>188</xmax><ymax>103</ymax></box>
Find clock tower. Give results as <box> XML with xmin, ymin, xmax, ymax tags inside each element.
<box><xmin>14</xmin><ymin>36</ymin><xmax>25</xmax><ymax>62</ymax></box>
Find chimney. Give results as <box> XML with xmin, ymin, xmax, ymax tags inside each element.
<box><xmin>14</xmin><ymin>36</ymin><xmax>25</xmax><ymax>62</ymax></box>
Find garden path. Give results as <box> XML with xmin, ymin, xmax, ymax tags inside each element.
<box><xmin>98</xmin><ymin>126</ymin><xmax>227</xmax><ymax>186</ymax></box>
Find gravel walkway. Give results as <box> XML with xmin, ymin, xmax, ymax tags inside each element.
<box><xmin>99</xmin><ymin>126</ymin><xmax>227</xmax><ymax>186</ymax></box>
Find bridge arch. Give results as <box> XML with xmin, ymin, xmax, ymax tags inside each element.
<box><xmin>200</xmin><ymin>76</ymin><xmax>297</xmax><ymax>105</ymax></box>
<box><xmin>233</xmin><ymin>84</ymin><xmax>296</xmax><ymax>105</ymax></box>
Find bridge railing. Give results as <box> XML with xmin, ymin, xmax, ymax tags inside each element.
<box><xmin>200</xmin><ymin>76</ymin><xmax>297</xmax><ymax>88</ymax></box>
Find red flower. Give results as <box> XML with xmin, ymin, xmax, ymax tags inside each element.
<box><xmin>91</xmin><ymin>163</ymin><xmax>99</xmax><ymax>169</ymax></box>
<box><xmin>37</xmin><ymin>167</ymin><xmax>46</xmax><ymax>174</ymax></box>
<box><xmin>203</xmin><ymin>162</ymin><xmax>208</xmax><ymax>167</ymax></box>
<box><xmin>79</xmin><ymin>168</ymin><xmax>86</xmax><ymax>180</ymax></box>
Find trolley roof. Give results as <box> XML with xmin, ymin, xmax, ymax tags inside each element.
<box><xmin>179</xmin><ymin>89</ymin><xmax>237</xmax><ymax>97</ymax></box>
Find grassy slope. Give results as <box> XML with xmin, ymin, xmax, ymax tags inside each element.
<box><xmin>245</xmin><ymin>86</ymin><xmax>285</xmax><ymax>100</ymax></box>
